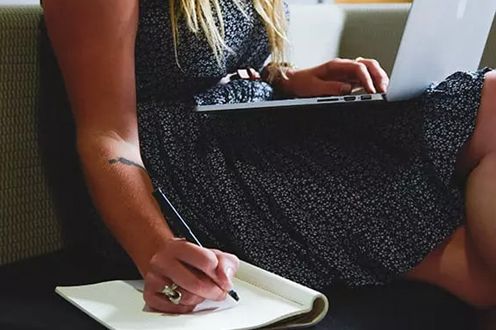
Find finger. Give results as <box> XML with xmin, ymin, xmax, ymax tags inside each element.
<box><xmin>143</xmin><ymin>273</ymin><xmax>194</xmax><ymax>314</ymax></box>
<box><xmin>322</xmin><ymin>59</ymin><xmax>376</xmax><ymax>94</ymax></box>
<box><xmin>145</xmin><ymin>289</ymin><xmax>204</xmax><ymax>311</ymax></box>
<box><xmin>150</xmin><ymin>241</ymin><xmax>226</xmax><ymax>300</ymax></box>
<box><xmin>211</xmin><ymin>250</ymin><xmax>240</xmax><ymax>291</ymax></box>
<box><xmin>351</xmin><ymin>61</ymin><xmax>376</xmax><ymax>94</ymax></box>
<box><xmin>172</xmin><ymin>286</ymin><xmax>206</xmax><ymax>306</ymax></box>
<box><xmin>144</xmin><ymin>270</ymin><xmax>168</xmax><ymax>294</ymax></box>
<box><xmin>172</xmin><ymin>241</ymin><xmax>219</xmax><ymax>280</ymax></box>
<box><xmin>154</xmin><ymin>286</ymin><xmax>205</xmax><ymax>307</ymax></box>
<box><xmin>146</xmin><ymin>299</ymin><xmax>194</xmax><ymax>314</ymax></box>
<box><xmin>356</xmin><ymin>58</ymin><xmax>389</xmax><ymax>93</ymax></box>
<box><xmin>311</xmin><ymin>79</ymin><xmax>352</xmax><ymax>97</ymax></box>
<box><xmin>144</xmin><ymin>291</ymin><xmax>195</xmax><ymax>314</ymax></box>
<box><xmin>152</xmin><ymin>259</ymin><xmax>226</xmax><ymax>301</ymax></box>
<box><xmin>144</xmin><ymin>272</ymin><xmax>206</xmax><ymax>306</ymax></box>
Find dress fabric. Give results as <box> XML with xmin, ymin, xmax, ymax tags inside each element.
<box><xmin>135</xmin><ymin>0</ymin><xmax>489</xmax><ymax>290</ymax></box>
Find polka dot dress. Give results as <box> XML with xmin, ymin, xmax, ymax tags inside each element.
<box><xmin>135</xmin><ymin>0</ymin><xmax>490</xmax><ymax>291</ymax></box>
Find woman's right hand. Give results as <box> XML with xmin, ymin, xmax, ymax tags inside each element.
<box><xmin>276</xmin><ymin>57</ymin><xmax>389</xmax><ymax>98</ymax></box>
<box><xmin>143</xmin><ymin>237</ymin><xmax>240</xmax><ymax>313</ymax></box>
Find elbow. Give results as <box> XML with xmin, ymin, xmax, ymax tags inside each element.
<box><xmin>76</xmin><ymin>130</ymin><xmax>142</xmax><ymax>168</ymax></box>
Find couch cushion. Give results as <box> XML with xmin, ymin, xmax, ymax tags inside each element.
<box><xmin>287</xmin><ymin>4</ymin><xmax>345</xmax><ymax>69</ymax></box>
<box><xmin>0</xmin><ymin>5</ymin><xmax>63</xmax><ymax>265</ymax></box>
<box><xmin>0</xmin><ymin>250</ymin><xmax>476</xmax><ymax>330</ymax></box>
<box><xmin>0</xmin><ymin>250</ymin><xmax>139</xmax><ymax>330</ymax></box>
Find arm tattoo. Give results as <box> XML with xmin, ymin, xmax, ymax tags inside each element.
<box><xmin>108</xmin><ymin>157</ymin><xmax>146</xmax><ymax>172</ymax></box>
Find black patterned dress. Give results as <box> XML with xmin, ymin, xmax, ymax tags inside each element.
<box><xmin>135</xmin><ymin>0</ymin><xmax>489</xmax><ymax>290</ymax></box>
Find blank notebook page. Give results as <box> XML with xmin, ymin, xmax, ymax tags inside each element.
<box><xmin>56</xmin><ymin>278</ymin><xmax>306</xmax><ymax>330</ymax></box>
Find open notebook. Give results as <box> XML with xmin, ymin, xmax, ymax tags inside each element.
<box><xmin>56</xmin><ymin>260</ymin><xmax>329</xmax><ymax>330</ymax></box>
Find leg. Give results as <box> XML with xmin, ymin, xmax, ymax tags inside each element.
<box><xmin>465</xmin><ymin>153</ymin><xmax>496</xmax><ymax>276</ymax></box>
<box><xmin>459</xmin><ymin>70</ymin><xmax>496</xmax><ymax>275</ymax></box>
<box><xmin>406</xmin><ymin>170</ymin><xmax>496</xmax><ymax>309</ymax></box>
<box><xmin>406</xmin><ymin>226</ymin><xmax>496</xmax><ymax>308</ymax></box>
<box><xmin>406</xmin><ymin>71</ymin><xmax>496</xmax><ymax>308</ymax></box>
<box><xmin>457</xmin><ymin>71</ymin><xmax>496</xmax><ymax>174</ymax></box>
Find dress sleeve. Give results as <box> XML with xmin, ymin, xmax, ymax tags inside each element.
<box><xmin>193</xmin><ymin>79</ymin><xmax>274</xmax><ymax>106</ymax></box>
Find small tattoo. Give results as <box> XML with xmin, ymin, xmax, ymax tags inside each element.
<box><xmin>108</xmin><ymin>157</ymin><xmax>146</xmax><ymax>171</ymax></box>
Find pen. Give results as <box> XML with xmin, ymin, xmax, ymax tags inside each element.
<box><xmin>152</xmin><ymin>187</ymin><xmax>240</xmax><ymax>302</ymax></box>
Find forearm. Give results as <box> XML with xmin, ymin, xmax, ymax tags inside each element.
<box><xmin>43</xmin><ymin>0</ymin><xmax>177</xmax><ymax>278</ymax></box>
<box><xmin>77</xmin><ymin>133</ymin><xmax>173</xmax><ymax>276</ymax></box>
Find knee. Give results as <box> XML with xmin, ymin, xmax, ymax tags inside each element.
<box><xmin>484</xmin><ymin>70</ymin><xmax>496</xmax><ymax>88</ymax></box>
<box><xmin>481</xmin><ymin>70</ymin><xmax>496</xmax><ymax>117</ymax></box>
<box><xmin>482</xmin><ymin>69</ymin><xmax>496</xmax><ymax>114</ymax></box>
<box><xmin>461</xmin><ymin>72</ymin><xmax>496</xmax><ymax>167</ymax></box>
<box><xmin>475</xmin><ymin>152</ymin><xmax>496</xmax><ymax>175</ymax></box>
<box><xmin>482</xmin><ymin>70</ymin><xmax>496</xmax><ymax>111</ymax></box>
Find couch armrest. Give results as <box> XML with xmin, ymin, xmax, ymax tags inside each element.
<box><xmin>0</xmin><ymin>5</ymin><xmax>63</xmax><ymax>265</ymax></box>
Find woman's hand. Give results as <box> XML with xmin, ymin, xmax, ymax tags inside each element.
<box><xmin>143</xmin><ymin>237</ymin><xmax>240</xmax><ymax>314</ymax></box>
<box><xmin>278</xmin><ymin>57</ymin><xmax>390</xmax><ymax>98</ymax></box>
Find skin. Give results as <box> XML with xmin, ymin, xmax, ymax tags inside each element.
<box><xmin>43</xmin><ymin>0</ymin><xmax>496</xmax><ymax>314</ymax></box>
<box><xmin>405</xmin><ymin>71</ymin><xmax>496</xmax><ymax>308</ymax></box>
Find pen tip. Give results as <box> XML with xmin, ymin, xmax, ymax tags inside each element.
<box><xmin>228</xmin><ymin>290</ymin><xmax>239</xmax><ymax>302</ymax></box>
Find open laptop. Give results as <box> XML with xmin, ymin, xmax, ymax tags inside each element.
<box><xmin>195</xmin><ymin>0</ymin><xmax>496</xmax><ymax>113</ymax></box>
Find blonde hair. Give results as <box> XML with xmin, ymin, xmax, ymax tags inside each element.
<box><xmin>169</xmin><ymin>0</ymin><xmax>287</xmax><ymax>73</ymax></box>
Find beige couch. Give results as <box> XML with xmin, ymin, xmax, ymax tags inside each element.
<box><xmin>1</xmin><ymin>2</ymin><xmax>496</xmax><ymax>265</ymax></box>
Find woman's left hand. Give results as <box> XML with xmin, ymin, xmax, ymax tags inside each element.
<box><xmin>278</xmin><ymin>57</ymin><xmax>389</xmax><ymax>98</ymax></box>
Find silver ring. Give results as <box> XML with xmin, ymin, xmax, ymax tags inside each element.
<box><xmin>161</xmin><ymin>283</ymin><xmax>182</xmax><ymax>305</ymax></box>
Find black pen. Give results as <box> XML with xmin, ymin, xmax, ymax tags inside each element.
<box><xmin>152</xmin><ymin>187</ymin><xmax>240</xmax><ymax>302</ymax></box>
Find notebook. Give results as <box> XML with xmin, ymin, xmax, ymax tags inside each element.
<box><xmin>55</xmin><ymin>260</ymin><xmax>329</xmax><ymax>330</ymax></box>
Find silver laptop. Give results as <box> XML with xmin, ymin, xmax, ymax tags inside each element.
<box><xmin>195</xmin><ymin>0</ymin><xmax>495</xmax><ymax>113</ymax></box>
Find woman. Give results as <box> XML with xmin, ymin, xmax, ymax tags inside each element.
<box><xmin>42</xmin><ymin>0</ymin><xmax>496</xmax><ymax>314</ymax></box>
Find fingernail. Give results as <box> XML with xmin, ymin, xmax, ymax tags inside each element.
<box><xmin>381</xmin><ymin>83</ymin><xmax>388</xmax><ymax>92</ymax></box>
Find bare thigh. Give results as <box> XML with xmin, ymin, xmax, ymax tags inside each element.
<box><xmin>405</xmin><ymin>70</ymin><xmax>496</xmax><ymax>308</ymax></box>
<box><xmin>405</xmin><ymin>226</ymin><xmax>496</xmax><ymax>308</ymax></box>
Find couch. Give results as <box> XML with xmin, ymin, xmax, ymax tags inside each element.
<box><xmin>1</xmin><ymin>3</ymin><xmax>495</xmax><ymax>329</ymax></box>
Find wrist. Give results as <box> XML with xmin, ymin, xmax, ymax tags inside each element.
<box><xmin>136</xmin><ymin>232</ymin><xmax>175</xmax><ymax>276</ymax></box>
<box><xmin>276</xmin><ymin>68</ymin><xmax>296</xmax><ymax>97</ymax></box>
<box><xmin>261</xmin><ymin>62</ymin><xmax>297</xmax><ymax>98</ymax></box>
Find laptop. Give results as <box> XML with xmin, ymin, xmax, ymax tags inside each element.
<box><xmin>195</xmin><ymin>0</ymin><xmax>496</xmax><ymax>113</ymax></box>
